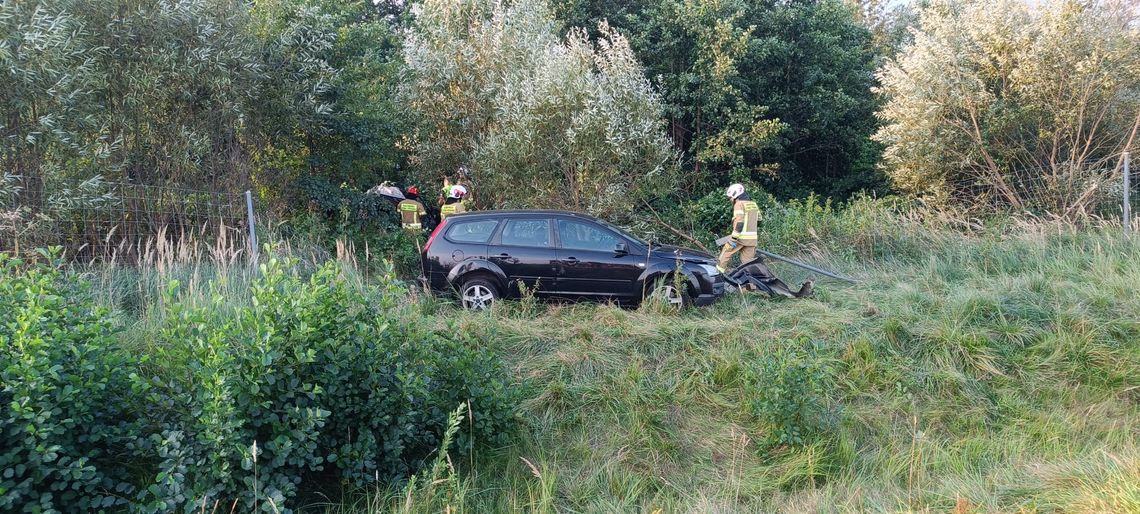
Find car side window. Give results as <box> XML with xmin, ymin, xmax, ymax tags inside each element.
<box><xmin>557</xmin><ymin>219</ymin><xmax>620</xmax><ymax>252</ymax></box>
<box><xmin>500</xmin><ymin>219</ymin><xmax>550</xmax><ymax>248</ymax></box>
<box><xmin>446</xmin><ymin>219</ymin><xmax>499</xmax><ymax>243</ymax></box>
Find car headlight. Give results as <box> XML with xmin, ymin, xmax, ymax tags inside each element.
<box><xmin>699</xmin><ymin>264</ymin><xmax>721</xmax><ymax>276</ymax></box>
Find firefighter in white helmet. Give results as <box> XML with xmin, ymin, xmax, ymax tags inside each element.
<box><xmin>718</xmin><ymin>183</ymin><xmax>760</xmax><ymax>271</ymax></box>
<box><xmin>440</xmin><ymin>184</ymin><xmax>468</xmax><ymax>220</ymax></box>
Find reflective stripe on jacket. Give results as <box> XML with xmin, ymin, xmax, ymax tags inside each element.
<box><xmin>730</xmin><ymin>200</ymin><xmax>760</xmax><ymax>245</ymax></box>
<box><xmin>398</xmin><ymin>199</ymin><xmax>426</xmax><ymax>229</ymax></box>
<box><xmin>440</xmin><ymin>202</ymin><xmax>466</xmax><ymax>219</ymax></box>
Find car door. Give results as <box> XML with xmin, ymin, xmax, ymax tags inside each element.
<box><xmin>426</xmin><ymin>217</ymin><xmax>499</xmax><ymax>289</ymax></box>
<box><xmin>553</xmin><ymin>218</ymin><xmax>643</xmax><ymax>298</ymax></box>
<box><xmin>488</xmin><ymin>217</ymin><xmax>559</xmax><ymax>295</ymax></box>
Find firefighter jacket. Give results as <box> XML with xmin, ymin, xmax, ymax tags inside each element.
<box><xmin>398</xmin><ymin>199</ymin><xmax>427</xmax><ymax>230</ymax></box>
<box><xmin>730</xmin><ymin>196</ymin><xmax>760</xmax><ymax>246</ymax></box>
<box><xmin>440</xmin><ymin>200</ymin><xmax>466</xmax><ymax>220</ymax></box>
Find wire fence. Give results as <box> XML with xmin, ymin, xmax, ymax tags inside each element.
<box><xmin>1</xmin><ymin>153</ymin><xmax>1135</xmax><ymax>265</ymax></box>
<box><xmin>0</xmin><ymin>174</ymin><xmax>255</xmax><ymax>264</ymax></box>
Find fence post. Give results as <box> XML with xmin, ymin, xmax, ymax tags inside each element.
<box><xmin>1125</xmin><ymin>152</ymin><xmax>1131</xmax><ymax>236</ymax></box>
<box><xmin>245</xmin><ymin>190</ymin><xmax>259</xmax><ymax>264</ymax></box>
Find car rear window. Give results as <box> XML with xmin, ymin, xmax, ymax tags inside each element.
<box><xmin>446</xmin><ymin>219</ymin><xmax>499</xmax><ymax>243</ymax></box>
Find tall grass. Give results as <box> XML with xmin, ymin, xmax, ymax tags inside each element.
<box><xmin>30</xmin><ymin>199</ymin><xmax>1139</xmax><ymax>513</ymax></box>
<box><xmin>336</xmin><ymin>219</ymin><xmax>1140</xmax><ymax>513</ymax></box>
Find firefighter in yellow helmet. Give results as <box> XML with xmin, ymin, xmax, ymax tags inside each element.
<box><xmin>397</xmin><ymin>185</ymin><xmax>428</xmax><ymax>232</ymax></box>
<box><xmin>439</xmin><ymin>184</ymin><xmax>468</xmax><ymax>220</ymax></box>
<box><xmin>718</xmin><ymin>183</ymin><xmax>760</xmax><ymax>271</ymax></box>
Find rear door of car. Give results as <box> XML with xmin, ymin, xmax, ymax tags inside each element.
<box><xmin>487</xmin><ymin>216</ymin><xmax>559</xmax><ymax>295</ymax></box>
<box><xmin>426</xmin><ymin>217</ymin><xmax>499</xmax><ymax>289</ymax></box>
<box><xmin>553</xmin><ymin>217</ymin><xmax>642</xmax><ymax>299</ymax></box>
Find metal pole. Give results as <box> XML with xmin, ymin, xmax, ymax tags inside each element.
<box><xmin>245</xmin><ymin>190</ymin><xmax>258</xmax><ymax>264</ymax></box>
<box><xmin>1124</xmin><ymin>152</ymin><xmax>1131</xmax><ymax>235</ymax></box>
<box><xmin>754</xmin><ymin>249</ymin><xmax>860</xmax><ymax>283</ymax></box>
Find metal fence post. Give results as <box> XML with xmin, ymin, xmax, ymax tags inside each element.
<box><xmin>1125</xmin><ymin>152</ymin><xmax>1131</xmax><ymax>235</ymax></box>
<box><xmin>245</xmin><ymin>190</ymin><xmax>258</xmax><ymax>264</ymax></box>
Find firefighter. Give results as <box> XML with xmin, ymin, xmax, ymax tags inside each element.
<box><xmin>440</xmin><ymin>184</ymin><xmax>468</xmax><ymax>220</ymax></box>
<box><xmin>439</xmin><ymin>175</ymin><xmax>452</xmax><ymax>206</ymax></box>
<box><xmin>718</xmin><ymin>183</ymin><xmax>760</xmax><ymax>271</ymax></box>
<box><xmin>397</xmin><ymin>186</ymin><xmax>427</xmax><ymax>231</ymax></box>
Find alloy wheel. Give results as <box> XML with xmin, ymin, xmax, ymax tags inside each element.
<box><xmin>462</xmin><ymin>284</ymin><xmax>495</xmax><ymax>310</ymax></box>
<box><xmin>652</xmin><ymin>284</ymin><xmax>684</xmax><ymax>308</ymax></box>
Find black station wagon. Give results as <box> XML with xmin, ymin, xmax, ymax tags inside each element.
<box><xmin>420</xmin><ymin>210</ymin><xmax>726</xmax><ymax>309</ymax></box>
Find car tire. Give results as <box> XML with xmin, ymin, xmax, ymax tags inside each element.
<box><xmin>645</xmin><ymin>276</ymin><xmax>690</xmax><ymax>309</ymax></box>
<box><xmin>459</xmin><ymin>276</ymin><xmax>499</xmax><ymax>311</ymax></box>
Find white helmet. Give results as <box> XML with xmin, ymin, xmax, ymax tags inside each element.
<box><xmin>725</xmin><ymin>183</ymin><xmax>745</xmax><ymax>200</ymax></box>
<box><xmin>448</xmin><ymin>184</ymin><xmax>468</xmax><ymax>199</ymax></box>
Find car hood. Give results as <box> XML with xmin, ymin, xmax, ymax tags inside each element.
<box><xmin>648</xmin><ymin>244</ymin><xmax>716</xmax><ymax>265</ymax></box>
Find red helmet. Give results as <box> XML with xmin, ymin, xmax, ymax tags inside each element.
<box><xmin>406</xmin><ymin>185</ymin><xmax>419</xmax><ymax>196</ymax></box>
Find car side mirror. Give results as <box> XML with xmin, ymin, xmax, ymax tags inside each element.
<box><xmin>614</xmin><ymin>242</ymin><xmax>628</xmax><ymax>255</ymax></box>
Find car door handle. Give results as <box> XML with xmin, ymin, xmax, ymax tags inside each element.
<box><xmin>497</xmin><ymin>253</ymin><xmax>518</xmax><ymax>264</ymax></box>
<box><xmin>560</xmin><ymin>257</ymin><xmax>579</xmax><ymax>265</ymax></box>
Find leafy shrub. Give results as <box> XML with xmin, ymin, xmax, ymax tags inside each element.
<box><xmin>746</xmin><ymin>338</ymin><xmax>836</xmax><ymax>448</ymax></box>
<box><xmin>2</xmin><ymin>248</ymin><xmax>515</xmax><ymax>512</ymax></box>
<box><xmin>136</xmin><ymin>256</ymin><xmax>516</xmax><ymax>511</ymax></box>
<box><xmin>0</xmin><ymin>251</ymin><xmax>144</xmax><ymax>512</ymax></box>
<box><xmin>288</xmin><ymin>177</ymin><xmax>423</xmax><ymax>279</ymax></box>
<box><xmin>681</xmin><ymin>185</ymin><xmax>778</xmax><ymax>247</ymax></box>
<box><xmin>296</xmin><ymin>175</ymin><xmax>399</xmax><ymax>231</ymax></box>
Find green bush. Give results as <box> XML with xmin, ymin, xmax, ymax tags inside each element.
<box><xmin>746</xmin><ymin>338</ymin><xmax>836</xmax><ymax>448</ymax></box>
<box><xmin>0</xmin><ymin>251</ymin><xmax>144</xmax><ymax>512</ymax></box>
<box><xmin>286</xmin><ymin>177</ymin><xmax>423</xmax><ymax>279</ymax></box>
<box><xmin>136</xmin><ymin>256</ymin><xmax>516</xmax><ymax>511</ymax></box>
<box><xmin>1</xmin><ymin>251</ymin><xmax>515</xmax><ymax>512</ymax></box>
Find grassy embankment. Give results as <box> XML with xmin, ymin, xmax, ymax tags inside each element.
<box><xmin>91</xmin><ymin>199</ymin><xmax>1140</xmax><ymax>513</ymax></box>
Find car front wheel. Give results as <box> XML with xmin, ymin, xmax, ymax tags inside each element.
<box><xmin>647</xmin><ymin>279</ymin><xmax>689</xmax><ymax>309</ymax></box>
<box><xmin>460</xmin><ymin>277</ymin><xmax>499</xmax><ymax>311</ymax></box>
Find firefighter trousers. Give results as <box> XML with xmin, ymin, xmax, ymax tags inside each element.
<box><xmin>718</xmin><ymin>240</ymin><xmax>756</xmax><ymax>270</ymax></box>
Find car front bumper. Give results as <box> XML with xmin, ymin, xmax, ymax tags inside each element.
<box><xmin>691</xmin><ymin>271</ymin><xmax>727</xmax><ymax>306</ymax></box>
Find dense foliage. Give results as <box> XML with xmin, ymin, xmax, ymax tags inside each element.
<box><xmin>8</xmin><ymin>0</ymin><xmax>1134</xmax><ymax>243</ymax></box>
<box><xmin>0</xmin><ymin>0</ymin><xmax>405</xmax><ymax>194</ymax></box>
<box><xmin>401</xmin><ymin>0</ymin><xmax>677</xmax><ymax>221</ymax></box>
<box><xmin>556</xmin><ymin>0</ymin><xmax>885</xmax><ymax>199</ymax></box>
<box><xmin>875</xmin><ymin>0</ymin><xmax>1140</xmax><ymax>213</ymax></box>
<box><xmin>0</xmin><ymin>252</ymin><xmax>516</xmax><ymax>512</ymax></box>
<box><xmin>0</xmin><ymin>252</ymin><xmax>141</xmax><ymax>512</ymax></box>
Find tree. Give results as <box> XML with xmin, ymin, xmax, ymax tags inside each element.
<box><xmin>0</xmin><ymin>1</ymin><xmax>106</xmax><ymax>193</ymax></box>
<box><xmin>401</xmin><ymin>0</ymin><xmax>677</xmax><ymax>221</ymax></box>
<box><xmin>1</xmin><ymin>0</ymin><xmax>408</xmax><ymax>207</ymax></box>
<box><xmin>250</xmin><ymin>0</ymin><xmax>409</xmax><ymax>193</ymax></box>
<box><xmin>875</xmin><ymin>0</ymin><xmax>1140</xmax><ymax>214</ymax></box>
<box><xmin>848</xmin><ymin>0</ymin><xmax>921</xmax><ymax>58</ymax></box>
<box><xmin>1</xmin><ymin>0</ymin><xmax>267</xmax><ymax>191</ymax></box>
<box><xmin>740</xmin><ymin>0</ymin><xmax>884</xmax><ymax>198</ymax></box>
<box><xmin>556</xmin><ymin>0</ymin><xmax>884</xmax><ymax>200</ymax></box>
<box><xmin>631</xmin><ymin>0</ymin><xmax>786</xmax><ymax>194</ymax></box>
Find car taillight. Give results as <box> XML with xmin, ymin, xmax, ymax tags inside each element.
<box><xmin>424</xmin><ymin>219</ymin><xmax>446</xmax><ymax>254</ymax></box>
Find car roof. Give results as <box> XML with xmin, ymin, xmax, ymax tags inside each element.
<box><xmin>446</xmin><ymin>209</ymin><xmax>599</xmax><ymax>220</ymax></box>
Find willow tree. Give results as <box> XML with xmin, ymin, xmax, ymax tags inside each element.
<box><xmin>875</xmin><ymin>0</ymin><xmax>1140</xmax><ymax>214</ymax></box>
<box><xmin>401</xmin><ymin>0</ymin><xmax>677</xmax><ymax>220</ymax></box>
